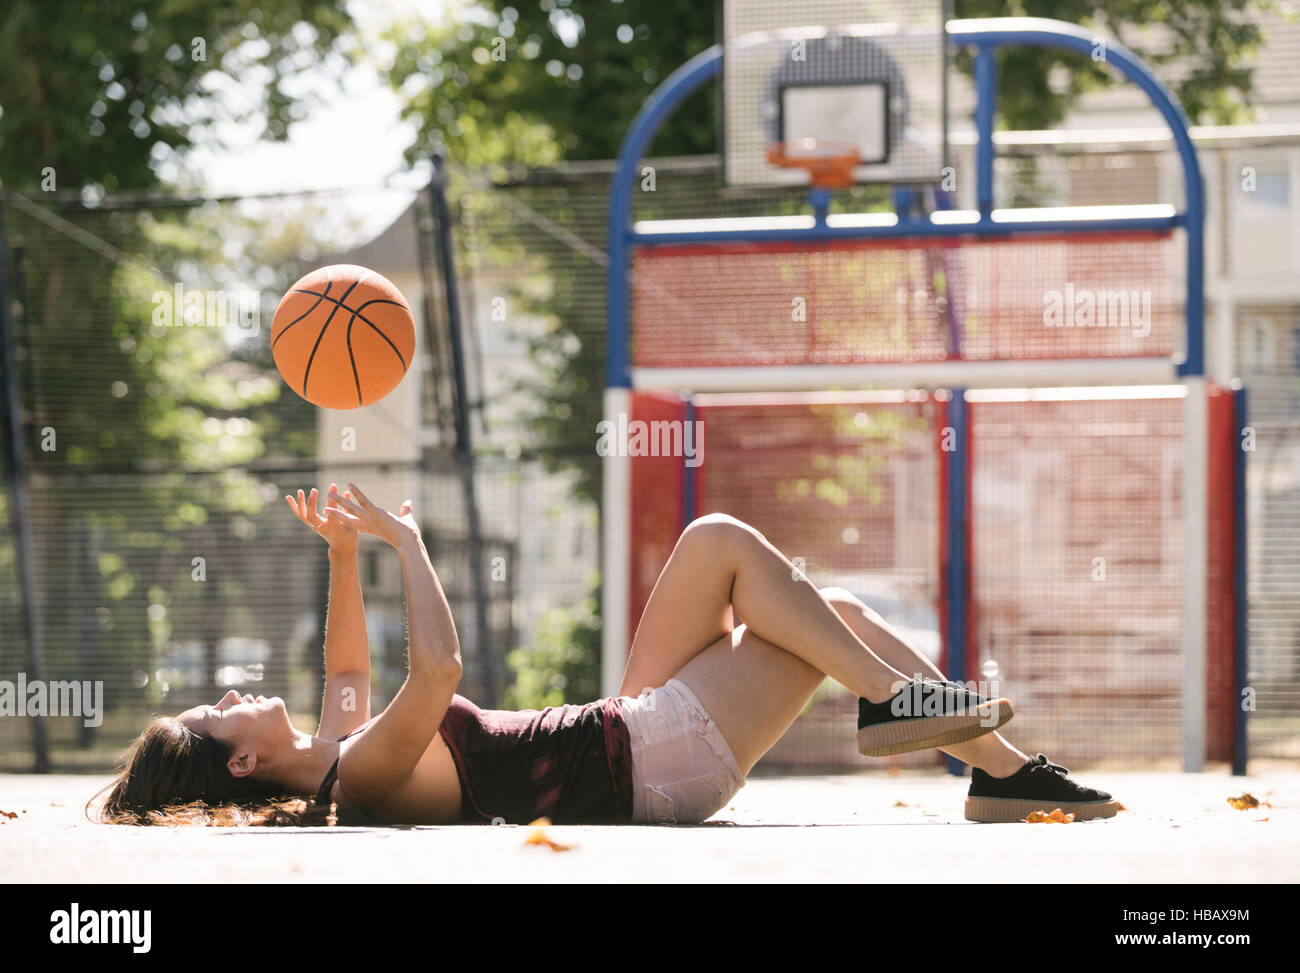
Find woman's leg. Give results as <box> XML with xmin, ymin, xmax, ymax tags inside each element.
<box><xmin>619</xmin><ymin>514</ymin><xmax>913</xmax><ymax>703</ymax></box>
<box><xmin>819</xmin><ymin>587</ymin><xmax>1028</xmax><ymax>778</ymax></box>
<box><xmin>664</xmin><ymin>588</ymin><xmax>1029</xmax><ymax>778</ymax></box>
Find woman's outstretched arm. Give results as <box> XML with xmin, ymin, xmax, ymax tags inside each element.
<box><xmin>286</xmin><ymin>484</ymin><xmax>371</xmax><ymax>738</ymax></box>
<box><xmin>325</xmin><ymin>485</ymin><xmax>462</xmax><ymax>797</ymax></box>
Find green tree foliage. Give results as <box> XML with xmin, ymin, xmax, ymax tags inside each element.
<box><xmin>0</xmin><ymin>0</ymin><xmax>353</xmax><ymax>192</ymax></box>
<box><xmin>956</xmin><ymin>0</ymin><xmax>1267</xmax><ymax>129</ymax></box>
<box><xmin>503</xmin><ymin>592</ymin><xmax>601</xmax><ymax>710</ymax></box>
<box><xmin>0</xmin><ymin>1</ymin><xmax>355</xmax><ymax>755</ymax></box>
<box><xmin>387</xmin><ymin>0</ymin><xmax>1266</xmax><ymax>172</ymax></box>
<box><xmin>383</xmin><ymin>0</ymin><xmax>715</xmax><ymax>169</ymax></box>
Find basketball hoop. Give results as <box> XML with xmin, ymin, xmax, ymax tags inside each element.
<box><xmin>765</xmin><ymin>138</ymin><xmax>860</xmax><ymax>189</ymax></box>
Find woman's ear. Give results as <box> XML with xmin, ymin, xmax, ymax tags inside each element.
<box><xmin>227</xmin><ymin>750</ymin><xmax>257</xmax><ymax>779</ymax></box>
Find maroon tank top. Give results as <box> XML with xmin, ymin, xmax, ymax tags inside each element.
<box><xmin>317</xmin><ymin>695</ymin><xmax>633</xmax><ymax>825</ymax></box>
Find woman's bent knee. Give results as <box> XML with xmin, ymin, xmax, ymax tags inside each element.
<box><xmin>819</xmin><ymin>585</ymin><xmax>856</xmax><ymax>604</ymax></box>
<box><xmin>679</xmin><ymin>513</ymin><xmax>761</xmax><ymax>553</ymax></box>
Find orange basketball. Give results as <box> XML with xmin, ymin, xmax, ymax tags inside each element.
<box><xmin>271</xmin><ymin>264</ymin><xmax>416</xmax><ymax>410</ymax></box>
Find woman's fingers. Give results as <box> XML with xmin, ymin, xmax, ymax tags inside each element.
<box><xmin>331</xmin><ymin>491</ymin><xmax>369</xmax><ymax>520</ymax></box>
<box><xmin>288</xmin><ymin>488</ymin><xmax>343</xmax><ymax>533</ymax></box>
<box><xmin>346</xmin><ymin>483</ymin><xmax>374</xmax><ymax>509</ymax></box>
<box><xmin>325</xmin><ymin>507</ymin><xmax>370</xmax><ymax>531</ymax></box>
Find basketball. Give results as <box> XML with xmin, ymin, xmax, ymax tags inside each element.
<box><xmin>271</xmin><ymin>264</ymin><xmax>416</xmax><ymax>410</ymax></box>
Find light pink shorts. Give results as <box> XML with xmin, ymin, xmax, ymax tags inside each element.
<box><xmin>619</xmin><ymin>678</ymin><xmax>746</xmax><ymax>825</ymax></box>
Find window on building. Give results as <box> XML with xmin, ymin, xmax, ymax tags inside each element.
<box><xmin>1238</xmin><ymin>168</ymin><xmax>1290</xmax><ymax>225</ymax></box>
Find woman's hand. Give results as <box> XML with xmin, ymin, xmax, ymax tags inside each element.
<box><xmin>285</xmin><ymin>484</ymin><xmax>359</xmax><ymax>554</ymax></box>
<box><xmin>326</xmin><ymin>483</ymin><xmax>420</xmax><ymax>550</ymax></box>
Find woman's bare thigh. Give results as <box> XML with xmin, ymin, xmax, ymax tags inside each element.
<box><xmin>619</xmin><ymin>518</ymin><xmax>738</xmax><ymax>697</ymax></box>
<box><xmin>671</xmin><ymin>624</ymin><xmax>825</xmax><ymax>776</ymax></box>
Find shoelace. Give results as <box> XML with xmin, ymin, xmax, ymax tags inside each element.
<box><xmin>1028</xmin><ymin>754</ymin><xmax>1070</xmax><ymax>777</ymax></box>
<box><xmin>923</xmin><ymin>678</ymin><xmax>974</xmax><ymax>696</ymax></box>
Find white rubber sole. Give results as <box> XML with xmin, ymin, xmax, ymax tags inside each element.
<box><xmin>856</xmin><ymin>700</ymin><xmax>1013</xmax><ymax>757</ymax></box>
<box><xmin>964</xmin><ymin>795</ymin><xmax>1120</xmax><ymax>823</ymax></box>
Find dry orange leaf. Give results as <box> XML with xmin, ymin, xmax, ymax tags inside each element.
<box><xmin>1227</xmin><ymin>793</ymin><xmax>1260</xmax><ymax>810</ymax></box>
<box><xmin>1025</xmin><ymin>808</ymin><xmax>1075</xmax><ymax>823</ymax></box>
<box><xmin>0</xmin><ymin>810</ymin><xmax>17</xmax><ymax>820</ymax></box>
<box><xmin>523</xmin><ymin>817</ymin><xmax>574</xmax><ymax>852</ymax></box>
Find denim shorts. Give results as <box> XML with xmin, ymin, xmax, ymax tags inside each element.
<box><xmin>619</xmin><ymin>678</ymin><xmax>746</xmax><ymax>825</ymax></box>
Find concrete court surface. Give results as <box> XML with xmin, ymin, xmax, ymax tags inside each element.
<box><xmin>2</xmin><ymin>768</ymin><xmax>1296</xmax><ymax>883</ymax></box>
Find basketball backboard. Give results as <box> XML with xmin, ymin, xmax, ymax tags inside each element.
<box><xmin>720</xmin><ymin>0</ymin><xmax>949</xmax><ymax>188</ymax></box>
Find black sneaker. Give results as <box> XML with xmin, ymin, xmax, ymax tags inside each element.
<box><xmin>857</xmin><ymin>678</ymin><xmax>1013</xmax><ymax>757</ymax></box>
<box><xmin>965</xmin><ymin>753</ymin><xmax>1119</xmax><ymax>822</ymax></box>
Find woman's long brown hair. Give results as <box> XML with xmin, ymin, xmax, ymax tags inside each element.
<box><xmin>88</xmin><ymin>716</ymin><xmax>334</xmax><ymax>827</ymax></box>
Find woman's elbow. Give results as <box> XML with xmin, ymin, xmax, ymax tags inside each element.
<box><xmin>417</xmin><ymin>651</ymin><xmax>461</xmax><ymax>684</ymax></box>
<box><xmin>440</xmin><ymin>655</ymin><xmax>463</xmax><ymax>683</ymax></box>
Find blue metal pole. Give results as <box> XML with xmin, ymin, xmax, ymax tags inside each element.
<box><xmin>944</xmin><ymin>389</ymin><xmax>970</xmax><ymax>777</ymax></box>
<box><xmin>1232</xmin><ymin>383</ymin><xmax>1250</xmax><ymax>775</ymax></box>
<box><xmin>682</xmin><ymin>395</ymin><xmax>698</xmax><ymax>529</ymax></box>
<box><xmin>947</xmin><ymin>18</ymin><xmax>1205</xmax><ymax>377</ymax></box>
<box><xmin>973</xmin><ymin>45</ymin><xmax>996</xmax><ymax>217</ymax></box>
<box><xmin>610</xmin><ymin>20</ymin><xmax>1206</xmax><ymax>381</ymax></box>
<box><xmin>810</xmin><ymin>188</ymin><xmax>832</xmax><ymax>226</ymax></box>
<box><xmin>606</xmin><ymin>46</ymin><xmax>722</xmax><ymax>390</ymax></box>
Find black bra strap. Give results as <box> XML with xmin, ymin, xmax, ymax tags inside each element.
<box><xmin>316</xmin><ymin>722</ymin><xmax>369</xmax><ymax>807</ymax></box>
<box><xmin>316</xmin><ymin>757</ymin><xmax>340</xmax><ymax>807</ymax></box>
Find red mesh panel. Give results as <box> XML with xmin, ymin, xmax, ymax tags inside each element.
<box><xmin>627</xmin><ymin>390</ymin><xmax>1227</xmax><ymax>768</ymax></box>
<box><xmin>694</xmin><ymin>396</ymin><xmax>941</xmax><ymax>767</ymax></box>
<box><xmin>628</xmin><ymin>392</ymin><xmax>687</xmax><ymax>641</ymax></box>
<box><xmin>632</xmin><ymin>231</ymin><xmax>1179</xmax><ymax>368</ymax></box>
<box><xmin>971</xmin><ymin>395</ymin><xmax>1185</xmax><ymax>765</ymax></box>
<box><xmin>1206</xmin><ymin>384</ymin><xmax>1238</xmax><ymax>764</ymax></box>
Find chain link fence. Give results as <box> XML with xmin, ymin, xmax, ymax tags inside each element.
<box><xmin>2</xmin><ymin>128</ymin><xmax>1299</xmax><ymax>771</ymax></box>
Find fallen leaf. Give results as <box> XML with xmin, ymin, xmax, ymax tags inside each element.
<box><xmin>1025</xmin><ymin>808</ymin><xmax>1075</xmax><ymax>823</ymax></box>
<box><xmin>893</xmin><ymin>801</ymin><xmax>909</xmax><ymax>807</ymax></box>
<box><xmin>523</xmin><ymin>817</ymin><xmax>574</xmax><ymax>852</ymax></box>
<box><xmin>0</xmin><ymin>810</ymin><xmax>17</xmax><ymax>820</ymax></box>
<box><xmin>1115</xmin><ymin>802</ymin><xmax>1127</xmax><ymax>812</ymax></box>
<box><xmin>1227</xmin><ymin>793</ymin><xmax>1259</xmax><ymax>810</ymax></box>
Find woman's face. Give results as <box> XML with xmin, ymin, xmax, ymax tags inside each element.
<box><xmin>177</xmin><ymin>690</ymin><xmax>293</xmax><ymax>771</ymax></box>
